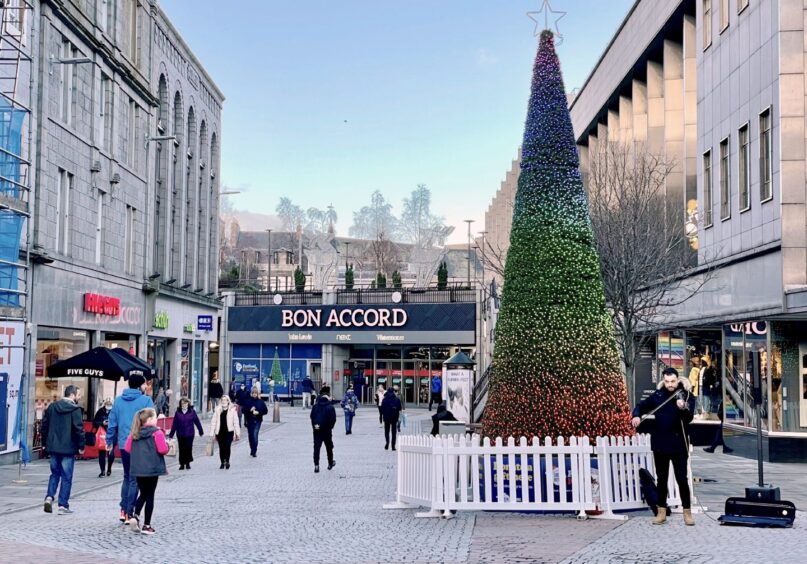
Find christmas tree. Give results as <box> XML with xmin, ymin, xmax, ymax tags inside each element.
<box><xmin>270</xmin><ymin>347</ymin><xmax>284</xmax><ymax>386</ymax></box>
<box><xmin>482</xmin><ymin>30</ymin><xmax>633</xmax><ymax>440</ymax></box>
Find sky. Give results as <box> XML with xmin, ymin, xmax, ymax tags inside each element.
<box><xmin>159</xmin><ymin>0</ymin><xmax>635</xmax><ymax>243</ymax></box>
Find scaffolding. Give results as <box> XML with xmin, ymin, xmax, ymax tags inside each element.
<box><xmin>0</xmin><ymin>0</ymin><xmax>34</xmax><ymax>471</ymax></box>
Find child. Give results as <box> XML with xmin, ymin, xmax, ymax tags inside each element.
<box><xmin>124</xmin><ymin>408</ymin><xmax>169</xmax><ymax>535</ymax></box>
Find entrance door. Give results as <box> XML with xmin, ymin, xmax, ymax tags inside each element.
<box><xmin>309</xmin><ymin>361</ymin><xmax>322</xmax><ymax>390</ymax></box>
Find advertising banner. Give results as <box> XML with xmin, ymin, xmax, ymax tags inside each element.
<box><xmin>0</xmin><ymin>321</ymin><xmax>24</xmax><ymax>454</ymax></box>
<box><xmin>443</xmin><ymin>367</ymin><xmax>472</xmax><ymax>423</ymax></box>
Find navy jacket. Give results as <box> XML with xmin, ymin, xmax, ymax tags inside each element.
<box><xmin>431</xmin><ymin>404</ymin><xmax>458</xmax><ymax>435</ymax></box>
<box><xmin>42</xmin><ymin>399</ymin><xmax>85</xmax><ymax>455</ymax></box>
<box><xmin>632</xmin><ymin>383</ymin><xmax>696</xmax><ymax>455</ymax></box>
<box><xmin>310</xmin><ymin>395</ymin><xmax>336</xmax><ymax>432</ymax></box>
<box><xmin>169</xmin><ymin>408</ymin><xmax>204</xmax><ymax>439</ymax></box>
<box><xmin>243</xmin><ymin>397</ymin><xmax>269</xmax><ymax>424</ymax></box>
<box><xmin>301</xmin><ymin>378</ymin><xmax>315</xmax><ymax>393</ymax></box>
<box><xmin>380</xmin><ymin>389</ymin><xmax>402</xmax><ymax>423</ymax></box>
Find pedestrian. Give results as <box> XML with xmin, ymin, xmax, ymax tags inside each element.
<box><xmin>393</xmin><ymin>385</ymin><xmax>406</xmax><ymax>432</ymax></box>
<box><xmin>381</xmin><ymin>387</ymin><xmax>402</xmax><ymax>450</ymax></box>
<box><xmin>429</xmin><ymin>376</ymin><xmax>442</xmax><ymax>411</ymax></box>
<box><xmin>228</xmin><ymin>380</ymin><xmax>238</xmax><ymax>402</ymax></box>
<box><xmin>107</xmin><ymin>374</ymin><xmax>154</xmax><ymax>524</ymax></box>
<box><xmin>208</xmin><ymin>371</ymin><xmax>224</xmax><ymax>412</ymax></box>
<box><xmin>235</xmin><ymin>383</ymin><xmax>249</xmax><ymax>427</ymax></box>
<box><xmin>431</xmin><ymin>402</ymin><xmax>458</xmax><ymax>435</ymax></box>
<box><xmin>168</xmin><ymin>397</ymin><xmax>204</xmax><ymax>470</ymax></box>
<box><xmin>340</xmin><ymin>384</ymin><xmax>359</xmax><ymax>435</ymax></box>
<box><xmin>210</xmin><ymin>395</ymin><xmax>240</xmax><ymax>469</ymax></box>
<box><xmin>375</xmin><ymin>384</ymin><xmax>385</xmax><ymax>427</ymax></box>
<box><xmin>302</xmin><ymin>375</ymin><xmax>315</xmax><ymax>409</ymax></box>
<box><xmin>631</xmin><ymin>367</ymin><xmax>697</xmax><ymax>526</ymax></box>
<box><xmin>155</xmin><ymin>386</ymin><xmax>168</xmax><ymax>416</ymax></box>
<box><xmin>92</xmin><ymin>398</ymin><xmax>114</xmax><ymax>478</ymax></box>
<box><xmin>242</xmin><ymin>387</ymin><xmax>269</xmax><ymax>457</ymax></box>
<box><xmin>268</xmin><ymin>378</ymin><xmax>276</xmax><ymax>405</ymax></box>
<box><xmin>42</xmin><ymin>385</ymin><xmax>85</xmax><ymax>515</ymax></box>
<box><xmin>703</xmin><ymin>399</ymin><xmax>733</xmax><ymax>454</ymax></box>
<box><xmin>125</xmin><ymin>408</ymin><xmax>169</xmax><ymax>536</ymax></box>
<box><xmin>310</xmin><ymin>385</ymin><xmax>336</xmax><ymax>473</ymax></box>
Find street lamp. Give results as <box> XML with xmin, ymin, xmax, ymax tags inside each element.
<box><xmin>464</xmin><ymin>219</ymin><xmax>475</xmax><ymax>289</ymax></box>
<box><xmin>265</xmin><ymin>228</ymin><xmax>272</xmax><ymax>292</ymax></box>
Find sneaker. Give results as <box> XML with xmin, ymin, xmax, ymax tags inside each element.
<box><xmin>43</xmin><ymin>497</ymin><xmax>53</xmax><ymax>514</ymax></box>
<box><xmin>129</xmin><ymin>514</ymin><xmax>141</xmax><ymax>532</ymax></box>
<box><xmin>328</xmin><ymin>461</ymin><xmax>336</xmax><ymax>470</ymax></box>
<box><xmin>57</xmin><ymin>506</ymin><xmax>73</xmax><ymax>515</ymax></box>
<box><xmin>384</xmin><ymin>444</ymin><xmax>389</xmax><ymax>450</ymax></box>
<box><xmin>219</xmin><ymin>463</ymin><xmax>225</xmax><ymax>469</ymax></box>
<box><xmin>141</xmin><ymin>525</ymin><xmax>155</xmax><ymax>536</ymax></box>
<box><xmin>314</xmin><ymin>465</ymin><xmax>320</xmax><ymax>473</ymax></box>
<box><xmin>98</xmin><ymin>472</ymin><xmax>105</xmax><ymax>478</ymax></box>
<box><xmin>723</xmin><ymin>447</ymin><xmax>734</xmax><ymax>454</ymax></box>
<box><xmin>106</xmin><ymin>470</ymin><xmax>112</xmax><ymax>476</ymax></box>
<box><xmin>186</xmin><ymin>464</ymin><xmax>191</xmax><ymax>470</ymax></box>
<box><xmin>703</xmin><ymin>447</ymin><xmax>716</xmax><ymax>453</ymax></box>
<box><xmin>119</xmin><ymin>509</ymin><xmax>127</xmax><ymax>523</ymax></box>
<box><xmin>225</xmin><ymin>462</ymin><xmax>231</xmax><ymax>470</ymax></box>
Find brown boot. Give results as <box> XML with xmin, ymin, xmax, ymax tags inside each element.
<box><xmin>652</xmin><ymin>507</ymin><xmax>667</xmax><ymax>525</ymax></box>
<box><xmin>683</xmin><ymin>509</ymin><xmax>695</xmax><ymax>526</ymax></box>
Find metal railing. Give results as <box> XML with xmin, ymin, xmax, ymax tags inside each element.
<box><xmin>336</xmin><ymin>287</ymin><xmax>476</xmax><ymax>305</ymax></box>
<box><xmin>233</xmin><ymin>291</ymin><xmax>323</xmax><ymax>307</ymax></box>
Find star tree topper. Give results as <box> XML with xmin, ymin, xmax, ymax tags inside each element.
<box><xmin>527</xmin><ymin>0</ymin><xmax>566</xmax><ymax>43</ymax></box>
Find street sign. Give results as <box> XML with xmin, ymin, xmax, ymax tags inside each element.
<box><xmin>198</xmin><ymin>315</ymin><xmax>213</xmax><ymax>331</ymax></box>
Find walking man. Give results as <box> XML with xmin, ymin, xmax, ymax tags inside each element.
<box><xmin>302</xmin><ymin>375</ymin><xmax>315</xmax><ymax>409</ymax></box>
<box><xmin>381</xmin><ymin>387</ymin><xmax>402</xmax><ymax>450</ymax></box>
<box><xmin>107</xmin><ymin>375</ymin><xmax>154</xmax><ymax>524</ymax></box>
<box><xmin>42</xmin><ymin>385</ymin><xmax>85</xmax><ymax>515</ymax></box>
<box><xmin>310</xmin><ymin>386</ymin><xmax>336</xmax><ymax>473</ymax></box>
<box><xmin>429</xmin><ymin>376</ymin><xmax>442</xmax><ymax>411</ymax></box>
<box><xmin>632</xmin><ymin>367</ymin><xmax>697</xmax><ymax>526</ymax></box>
<box><xmin>243</xmin><ymin>387</ymin><xmax>269</xmax><ymax>457</ymax></box>
<box><xmin>208</xmin><ymin>371</ymin><xmax>224</xmax><ymax>412</ymax></box>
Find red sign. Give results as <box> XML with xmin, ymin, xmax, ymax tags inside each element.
<box><xmin>83</xmin><ymin>293</ymin><xmax>121</xmax><ymax>316</ymax></box>
<box><xmin>334</xmin><ymin>370</ymin><xmax>340</xmax><ymax>382</ymax></box>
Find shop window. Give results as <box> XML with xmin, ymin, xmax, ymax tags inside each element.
<box><xmin>36</xmin><ymin>328</ymin><xmax>91</xmax><ymax>417</ymax></box>
<box><xmin>723</xmin><ymin>322</ymin><xmax>768</xmax><ymax>430</ymax></box>
<box><xmin>685</xmin><ymin>330</ymin><xmax>723</xmax><ymax>421</ymax></box>
<box><xmin>770</xmin><ymin>322</ymin><xmax>804</xmax><ymax>432</ymax></box>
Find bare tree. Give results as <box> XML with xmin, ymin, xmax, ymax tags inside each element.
<box><xmin>587</xmin><ymin>140</ymin><xmax>715</xmax><ymax>403</ymax></box>
<box><xmin>370</xmin><ymin>230</ymin><xmax>400</xmax><ymax>278</ymax></box>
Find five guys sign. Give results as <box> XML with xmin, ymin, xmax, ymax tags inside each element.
<box><xmin>83</xmin><ymin>293</ymin><xmax>121</xmax><ymax>316</ymax></box>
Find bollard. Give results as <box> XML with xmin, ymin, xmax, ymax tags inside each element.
<box><xmin>273</xmin><ymin>402</ymin><xmax>281</xmax><ymax>423</ymax></box>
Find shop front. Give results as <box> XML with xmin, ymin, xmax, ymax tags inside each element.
<box><xmin>147</xmin><ymin>296</ymin><xmax>219</xmax><ymax>414</ymax></box>
<box><xmin>226</xmin><ymin>302</ymin><xmax>477</xmax><ymax>405</ymax></box>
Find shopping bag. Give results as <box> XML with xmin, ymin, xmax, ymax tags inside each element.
<box><xmin>167</xmin><ymin>438</ymin><xmax>178</xmax><ymax>457</ymax></box>
<box><xmin>205</xmin><ymin>438</ymin><xmax>215</xmax><ymax>457</ymax></box>
<box><xmin>95</xmin><ymin>428</ymin><xmax>107</xmax><ymax>451</ymax></box>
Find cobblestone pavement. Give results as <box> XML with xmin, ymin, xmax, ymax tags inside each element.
<box><xmin>2</xmin><ymin>406</ymin><xmax>806</xmax><ymax>564</ymax></box>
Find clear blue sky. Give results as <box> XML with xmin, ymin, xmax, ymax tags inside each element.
<box><xmin>160</xmin><ymin>0</ymin><xmax>634</xmax><ymax>243</ymax></box>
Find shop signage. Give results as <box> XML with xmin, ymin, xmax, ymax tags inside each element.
<box><xmin>198</xmin><ymin>315</ymin><xmax>213</xmax><ymax>331</ymax></box>
<box><xmin>281</xmin><ymin>307</ymin><xmax>408</xmax><ymax>329</ymax></box>
<box><xmin>728</xmin><ymin>321</ymin><xmax>767</xmax><ymax>336</ymax></box>
<box><xmin>153</xmin><ymin>311</ymin><xmax>169</xmax><ymax>330</ymax></box>
<box><xmin>83</xmin><ymin>293</ymin><xmax>121</xmax><ymax>316</ymax></box>
<box><xmin>183</xmin><ymin>323</ymin><xmax>194</xmax><ymax>333</ymax></box>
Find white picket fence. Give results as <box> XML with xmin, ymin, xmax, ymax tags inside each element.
<box><xmin>384</xmin><ymin>433</ymin><xmax>696</xmax><ymax>520</ymax></box>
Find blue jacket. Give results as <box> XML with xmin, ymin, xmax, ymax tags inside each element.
<box><xmin>340</xmin><ymin>391</ymin><xmax>359</xmax><ymax>413</ymax></box>
<box><xmin>302</xmin><ymin>378</ymin><xmax>315</xmax><ymax>393</ymax></box>
<box><xmin>431</xmin><ymin>378</ymin><xmax>442</xmax><ymax>394</ymax></box>
<box><xmin>107</xmin><ymin>389</ymin><xmax>155</xmax><ymax>449</ymax></box>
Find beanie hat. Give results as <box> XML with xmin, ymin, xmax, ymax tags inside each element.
<box><xmin>128</xmin><ymin>374</ymin><xmax>146</xmax><ymax>389</ymax></box>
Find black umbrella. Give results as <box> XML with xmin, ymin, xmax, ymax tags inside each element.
<box><xmin>108</xmin><ymin>346</ymin><xmax>156</xmax><ymax>378</ymax></box>
<box><xmin>47</xmin><ymin>346</ymin><xmax>155</xmax><ymax>381</ymax></box>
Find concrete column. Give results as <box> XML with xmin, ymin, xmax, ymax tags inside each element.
<box><xmin>647</xmin><ymin>61</ymin><xmax>665</xmax><ymax>153</ymax></box>
<box><xmin>663</xmin><ymin>39</ymin><xmax>685</xmax><ymax>217</ymax></box>
<box><xmin>683</xmin><ymin>15</ymin><xmax>698</xmax><ymax>256</ymax></box>
<box><xmin>619</xmin><ymin>96</ymin><xmax>633</xmax><ymax>143</ymax></box>
<box><xmin>607</xmin><ymin>110</ymin><xmax>619</xmax><ymax>142</ymax></box>
<box><xmin>578</xmin><ymin>143</ymin><xmax>590</xmax><ymax>188</ymax></box>
<box><xmin>632</xmin><ymin>79</ymin><xmax>648</xmax><ymax>143</ymax></box>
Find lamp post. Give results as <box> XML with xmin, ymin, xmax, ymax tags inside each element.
<box><xmin>265</xmin><ymin>228</ymin><xmax>272</xmax><ymax>292</ymax></box>
<box><xmin>464</xmin><ymin>219</ymin><xmax>475</xmax><ymax>289</ymax></box>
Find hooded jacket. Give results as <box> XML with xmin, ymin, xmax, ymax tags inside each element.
<box><xmin>632</xmin><ymin>377</ymin><xmax>696</xmax><ymax>455</ymax></box>
<box><xmin>125</xmin><ymin>425</ymin><xmax>169</xmax><ymax>477</ymax></box>
<box><xmin>41</xmin><ymin>399</ymin><xmax>85</xmax><ymax>455</ymax></box>
<box><xmin>107</xmin><ymin>389</ymin><xmax>155</xmax><ymax>449</ymax></box>
<box><xmin>310</xmin><ymin>395</ymin><xmax>336</xmax><ymax>432</ymax></box>
<box><xmin>380</xmin><ymin>389</ymin><xmax>402</xmax><ymax>423</ymax></box>
<box><xmin>431</xmin><ymin>403</ymin><xmax>458</xmax><ymax>435</ymax></box>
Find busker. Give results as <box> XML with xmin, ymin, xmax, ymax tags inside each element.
<box><xmin>168</xmin><ymin>397</ymin><xmax>204</xmax><ymax>470</ymax></box>
<box><xmin>431</xmin><ymin>402</ymin><xmax>458</xmax><ymax>435</ymax></box>
<box><xmin>210</xmin><ymin>395</ymin><xmax>240</xmax><ymax>469</ymax></box>
<box><xmin>340</xmin><ymin>384</ymin><xmax>359</xmax><ymax>435</ymax></box>
<box><xmin>632</xmin><ymin>367</ymin><xmax>697</xmax><ymax>526</ymax></box>
<box><xmin>106</xmin><ymin>375</ymin><xmax>154</xmax><ymax>524</ymax></box>
<box><xmin>125</xmin><ymin>408</ymin><xmax>169</xmax><ymax>535</ymax></box>
<box><xmin>42</xmin><ymin>385</ymin><xmax>85</xmax><ymax>515</ymax></box>
<box><xmin>242</xmin><ymin>388</ymin><xmax>269</xmax><ymax>457</ymax></box>
<box><xmin>380</xmin><ymin>387</ymin><xmax>402</xmax><ymax>451</ymax></box>
<box><xmin>310</xmin><ymin>386</ymin><xmax>336</xmax><ymax>473</ymax></box>
<box><xmin>92</xmin><ymin>398</ymin><xmax>114</xmax><ymax>477</ymax></box>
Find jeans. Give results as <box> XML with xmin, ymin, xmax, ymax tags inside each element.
<box><xmin>119</xmin><ymin>449</ymin><xmax>138</xmax><ymax>515</ymax></box>
<box><xmin>344</xmin><ymin>411</ymin><xmax>354</xmax><ymax>434</ymax></box>
<box><xmin>210</xmin><ymin>397</ymin><xmax>221</xmax><ymax>412</ymax></box>
<box><xmin>313</xmin><ymin>430</ymin><xmax>333</xmax><ymax>466</ymax></box>
<box><xmin>247</xmin><ymin>420</ymin><xmax>262</xmax><ymax>455</ymax></box>
<box><xmin>134</xmin><ymin>476</ymin><xmax>159</xmax><ymax>526</ymax></box>
<box><xmin>46</xmin><ymin>454</ymin><xmax>75</xmax><ymax>509</ymax></box>
<box><xmin>653</xmin><ymin>451</ymin><xmax>691</xmax><ymax>509</ymax></box>
<box><xmin>384</xmin><ymin>421</ymin><xmax>398</xmax><ymax>449</ymax></box>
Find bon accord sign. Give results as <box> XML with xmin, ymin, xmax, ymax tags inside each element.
<box><xmin>228</xmin><ymin>303</ymin><xmax>476</xmax><ymax>345</ymax></box>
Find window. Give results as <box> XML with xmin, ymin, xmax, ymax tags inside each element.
<box><xmin>95</xmin><ymin>191</ymin><xmax>105</xmax><ymax>265</ymax></box>
<box><xmin>124</xmin><ymin>97</ymin><xmax>138</xmax><ymax>166</ymax></box>
<box><xmin>703</xmin><ymin>0</ymin><xmax>712</xmax><ymax>48</ymax></box>
<box><xmin>125</xmin><ymin>205</ymin><xmax>135</xmax><ymax>274</ymax></box>
<box><xmin>56</xmin><ymin>169</ymin><xmax>73</xmax><ymax>254</ymax></box>
<box><xmin>59</xmin><ymin>39</ymin><xmax>77</xmax><ymax>124</ymax></box>
<box><xmin>719</xmin><ymin>138</ymin><xmax>730</xmax><ymax>220</ymax></box>
<box><xmin>719</xmin><ymin>0</ymin><xmax>729</xmax><ymax>31</ymax></box>
<box><xmin>126</xmin><ymin>0</ymin><xmax>138</xmax><ymax>63</ymax></box>
<box><xmin>98</xmin><ymin>74</ymin><xmax>113</xmax><ymax>151</ymax></box>
<box><xmin>738</xmin><ymin>0</ymin><xmax>749</xmax><ymax>13</ymax></box>
<box><xmin>703</xmin><ymin>150</ymin><xmax>713</xmax><ymax>227</ymax></box>
<box><xmin>739</xmin><ymin>124</ymin><xmax>750</xmax><ymax>211</ymax></box>
<box><xmin>760</xmin><ymin>108</ymin><xmax>772</xmax><ymax>202</ymax></box>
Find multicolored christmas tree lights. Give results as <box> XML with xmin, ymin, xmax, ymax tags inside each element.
<box><xmin>482</xmin><ymin>30</ymin><xmax>634</xmax><ymax>440</ymax></box>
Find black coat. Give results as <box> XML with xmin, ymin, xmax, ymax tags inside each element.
<box><xmin>310</xmin><ymin>396</ymin><xmax>336</xmax><ymax>432</ymax></box>
<box><xmin>92</xmin><ymin>406</ymin><xmax>111</xmax><ymax>430</ymax></box>
<box><xmin>632</xmin><ymin>384</ymin><xmax>696</xmax><ymax>455</ymax></box>
<box><xmin>42</xmin><ymin>399</ymin><xmax>85</xmax><ymax>456</ymax></box>
<box><xmin>431</xmin><ymin>404</ymin><xmax>458</xmax><ymax>435</ymax></box>
<box><xmin>208</xmin><ymin>381</ymin><xmax>224</xmax><ymax>400</ymax></box>
<box><xmin>243</xmin><ymin>396</ymin><xmax>269</xmax><ymax>424</ymax></box>
<box><xmin>380</xmin><ymin>389</ymin><xmax>402</xmax><ymax>423</ymax></box>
